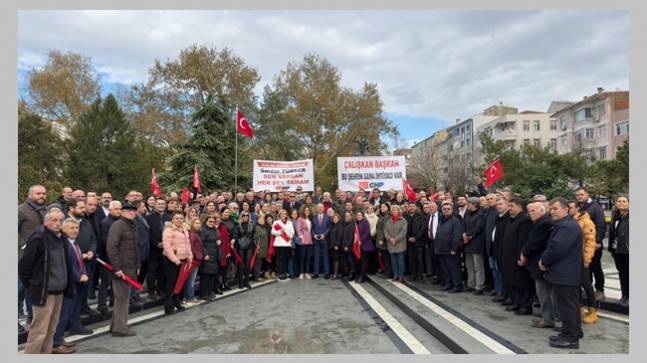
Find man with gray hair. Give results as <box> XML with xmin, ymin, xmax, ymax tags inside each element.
<box><xmin>19</xmin><ymin>209</ymin><xmax>73</xmax><ymax>354</ymax></box>
<box><xmin>520</xmin><ymin>202</ymin><xmax>557</xmax><ymax>328</ymax></box>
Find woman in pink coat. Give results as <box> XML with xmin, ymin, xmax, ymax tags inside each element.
<box><xmin>162</xmin><ymin>210</ymin><xmax>193</xmax><ymax>315</ymax></box>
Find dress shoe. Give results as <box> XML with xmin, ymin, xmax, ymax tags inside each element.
<box><xmin>514</xmin><ymin>307</ymin><xmax>533</xmax><ymax>315</ymax></box>
<box><xmin>324</xmin><ymin>274</ymin><xmax>330</xmax><ymax>280</ymax></box>
<box><xmin>505</xmin><ymin>305</ymin><xmax>521</xmax><ymax>311</ymax></box>
<box><xmin>619</xmin><ymin>296</ymin><xmax>629</xmax><ymax>307</ymax></box>
<box><xmin>62</xmin><ymin>340</ymin><xmax>76</xmax><ymax>348</ymax></box>
<box><xmin>98</xmin><ymin>305</ymin><xmax>109</xmax><ymax>314</ymax></box>
<box><xmin>473</xmin><ymin>289</ymin><xmax>484</xmax><ymax>295</ymax></box>
<box><xmin>492</xmin><ymin>295</ymin><xmax>506</xmax><ymax>302</ymax></box>
<box><xmin>549</xmin><ymin>338</ymin><xmax>578</xmax><ymax>349</ymax></box>
<box><xmin>111</xmin><ymin>329</ymin><xmax>136</xmax><ymax>337</ymax></box>
<box><xmin>129</xmin><ymin>298</ymin><xmax>143</xmax><ymax>307</ymax></box>
<box><xmin>311</xmin><ymin>274</ymin><xmax>319</xmax><ymax>279</ymax></box>
<box><xmin>147</xmin><ymin>293</ymin><xmax>160</xmax><ymax>301</ymax></box>
<box><xmin>69</xmin><ymin>327</ymin><xmax>93</xmax><ymax>335</ymax></box>
<box><xmin>448</xmin><ymin>287</ymin><xmax>462</xmax><ymax>293</ymax></box>
<box><xmin>176</xmin><ymin>305</ymin><xmax>186</xmax><ymax>312</ymax></box>
<box><xmin>443</xmin><ymin>285</ymin><xmax>453</xmax><ymax>291</ymax></box>
<box><xmin>531</xmin><ymin>320</ymin><xmax>554</xmax><ymax>328</ymax></box>
<box><xmin>500</xmin><ymin>299</ymin><xmax>515</xmax><ymax>306</ymax></box>
<box><xmin>81</xmin><ymin>307</ymin><xmax>100</xmax><ymax>316</ymax></box>
<box><xmin>52</xmin><ymin>345</ymin><xmax>76</xmax><ymax>354</ymax></box>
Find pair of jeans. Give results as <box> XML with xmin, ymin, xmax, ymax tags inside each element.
<box><xmin>183</xmin><ymin>268</ymin><xmax>199</xmax><ymax>299</ymax></box>
<box><xmin>390</xmin><ymin>252</ymin><xmax>405</xmax><ymax>279</ymax></box>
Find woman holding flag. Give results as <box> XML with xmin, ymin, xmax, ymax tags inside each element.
<box><xmin>342</xmin><ymin>211</ymin><xmax>356</xmax><ymax>281</ymax></box>
<box><xmin>270</xmin><ymin>209</ymin><xmax>295</xmax><ymax>281</ymax></box>
<box><xmin>161</xmin><ymin>210</ymin><xmax>193</xmax><ymax>315</ymax></box>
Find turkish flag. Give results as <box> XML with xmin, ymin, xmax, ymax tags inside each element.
<box><xmin>483</xmin><ymin>159</ymin><xmax>503</xmax><ymax>188</ymax></box>
<box><xmin>150</xmin><ymin>168</ymin><xmax>162</xmax><ymax>197</ymax></box>
<box><xmin>353</xmin><ymin>224</ymin><xmax>361</xmax><ymax>261</ymax></box>
<box><xmin>181</xmin><ymin>186</ymin><xmax>191</xmax><ymax>204</ymax></box>
<box><xmin>428</xmin><ymin>185</ymin><xmax>436</xmax><ymax>203</ymax></box>
<box><xmin>192</xmin><ymin>164</ymin><xmax>202</xmax><ymax>194</ymax></box>
<box><xmin>236</xmin><ymin>109</ymin><xmax>254</xmax><ymax>139</ymax></box>
<box><xmin>402</xmin><ymin>178</ymin><xmax>417</xmax><ymax>202</ymax></box>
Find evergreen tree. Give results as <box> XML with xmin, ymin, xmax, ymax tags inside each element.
<box><xmin>159</xmin><ymin>101</ymin><xmax>252</xmax><ymax>194</ymax></box>
<box><xmin>64</xmin><ymin>94</ymin><xmax>146</xmax><ymax>197</ymax></box>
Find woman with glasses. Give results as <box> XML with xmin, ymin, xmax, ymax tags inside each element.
<box><xmin>216</xmin><ymin>209</ymin><xmax>233</xmax><ymax>291</ymax></box>
<box><xmin>236</xmin><ymin>212</ymin><xmax>256</xmax><ymax>289</ymax></box>
<box><xmin>200</xmin><ymin>215</ymin><xmax>222</xmax><ymax>300</ymax></box>
<box><xmin>271</xmin><ymin>209</ymin><xmax>295</xmax><ymax>280</ymax></box>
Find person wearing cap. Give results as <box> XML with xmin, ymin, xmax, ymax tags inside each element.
<box><xmin>462</xmin><ymin>197</ymin><xmax>487</xmax><ymax>294</ymax></box>
<box><xmin>106</xmin><ymin>202</ymin><xmax>140</xmax><ymax>337</ymax></box>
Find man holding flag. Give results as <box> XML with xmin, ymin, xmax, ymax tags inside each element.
<box><xmin>484</xmin><ymin>159</ymin><xmax>504</xmax><ymax>189</ymax></box>
<box><xmin>105</xmin><ymin>203</ymin><xmax>140</xmax><ymax>337</ymax></box>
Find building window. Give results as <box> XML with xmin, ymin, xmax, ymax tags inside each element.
<box><xmin>549</xmin><ymin>139</ymin><xmax>557</xmax><ymax>150</ymax></box>
<box><xmin>598</xmin><ymin>146</ymin><xmax>607</xmax><ymax>160</ymax></box>
<box><xmin>574</xmin><ymin>108</ymin><xmax>592</xmax><ymax>122</ymax></box>
<box><xmin>550</xmin><ymin>120</ymin><xmax>557</xmax><ymax>131</ymax></box>
<box><xmin>533</xmin><ymin>120</ymin><xmax>540</xmax><ymax>131</ymax></box>
<box><xmin>598</xmin><ymin>125</ymin><xmax>606</xmax><ymax>138</ymax></box>
<box><xmin>561</xmin><ymin>135</ymin><xmax>568</xmax><ymax>145</ymax></box>
<box><xmin>533</xmin><ymin>139</ymin><xmax>541</xmax><ymax>147</ymax></box>
<box><xmin>523</xmin><ymin>139</ymin><xmax>530</xmax><ymax>146</ymax></box>
<box><xmin>597</xmin><ymin>104</ymin><xmax>606</xmax><ymax>118</ymax></box>
<box><xmin>559</xmin><ymin>115</ymin><xmax>567</xmax><ymax>130</ymax></box>
<box><xmin>523</xmin><ymin>120</ymin><xmax>530</xmax><ymax>132</ymax></box>
<box><xmin>616</xmin><ymin>121</ymin><xmax>629</xmax><ymax>135</ymax></box>
<box><xmin>585</xmin><ymin>128</ymin><xmax>594</xmax><ymax>140</ymax></box>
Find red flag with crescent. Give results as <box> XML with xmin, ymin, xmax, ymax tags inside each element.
<box><xmin>236</xmin><ymin>109</ymin><xmax>254</xmax><ymax>139</ymax></box>
<box><xmin>483</xmin><ymin>159</ymin><xmax>503</xmax><ymax>188</ymax></box>
<box><xmin>150</xmin><ymin>168</ymin><xmax>162</xmax><ymax>197</ymax></box>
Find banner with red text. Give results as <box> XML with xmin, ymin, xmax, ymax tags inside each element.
<box><xmin>253</xmin><ymin>159</ymin><xmax>315</xmax><ymax>192</ymax></box>
<box><xmin>337</xmin><ymin>156</ymin><xmax>406</xmax><ymax>191</ymax></box>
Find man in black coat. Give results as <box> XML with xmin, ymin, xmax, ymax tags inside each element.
<box><xmin>435</xmin><ymin>202</ymin><xmax>464</xmax><ymax>293</ymax></box>
<box><xmin>145</xmin><ymin>197</ymin><xmax>170</xmax><ymax>300</ymax></box>
<box><xmin>520</xmin><ymin>202</ymin><xmax>556</xmax><ymax>328</ymax></box>
<box><xmin>403</xmin><ymin>203</ymin><xmax>426</xmax><ymax>282</ymax></box>
<box><xmin>491</xmin><ymin>197</ymin><xmax>510</xmax><ymax>303</ymax></box>
<box><xmin>500</xmin><ymin>197</ymin><xmax>534</xmax><ymax>315</ymax></box>
<box><xmin>19</xmin><ymin>209</ymin><xmax>74</xmax><ymax>354</ymax></box>
<box><xmin>462</xmin><ymin>197</ymin><xmax>486</xmax><ymax>294</ymax></box>
<box><xmin>540</xmin><ymin>197</ymin><xmax>583</xmax><ymax>349</ymax></box>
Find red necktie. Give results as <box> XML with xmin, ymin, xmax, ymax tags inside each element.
<box><xmin>73</xmin><ymin>240</ymin><xmax>84</xmax><ymax>274</ymax></box>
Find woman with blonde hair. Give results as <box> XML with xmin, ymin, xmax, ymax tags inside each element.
<box><xmin>162</xmin><ymin>210</ymin><xmax>193</xmax><ymax>315</ymax></box>
<box><xmin>384</xmin><ymin>205</ymin><xmax>407</xmax><ymax>282</ymax></box>
<box><xmin>271</xmin><ymin>209</ymin><xmax>294</xmax><ymax>280</ymax></box>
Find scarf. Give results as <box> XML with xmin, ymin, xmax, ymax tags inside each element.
<box><xmin>26</xmin><ymin>199</ymin><xmax>46</xmax><ymax>223</ymax></box>
<box><xmin>391</xmin><ymin>215</ymin><xmax>400</xmax><ymax>223</ymax></box>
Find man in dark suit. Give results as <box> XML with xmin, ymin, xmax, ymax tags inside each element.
<box><xmin>145</xmin><ymin>197</ymin><xmax>170</xmax><ymax>300</ymax></box>
<box><xmin>311</xmin><ymin>203</ymin><xmax>332</xmax><ymax>279</ymax></box>
<box><xmin>282</xmin><ymin>191</ymin><xmax>302</xmax><ymax>213</ymax></box>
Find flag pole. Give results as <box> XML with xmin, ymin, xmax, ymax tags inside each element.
<box><xmin>235</xmin><ymin>105</ymin><xmax>238</xmax><ymax>193</ymax></box>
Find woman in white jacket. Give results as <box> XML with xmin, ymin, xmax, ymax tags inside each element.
<box><xmin>271</xmin><ymin>209</ymin><xmax>294</xmax><ymax>280</ymax></box>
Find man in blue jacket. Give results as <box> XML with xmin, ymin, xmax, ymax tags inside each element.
<box><xmin>539</xmin><ymin>197</ymin><xmax>583</xmax><ymax>349</ymax></box>
<box><xmin>312</xmin><ymin>203</ymin><xmax>332</xmax><ymax>278</ymax></box>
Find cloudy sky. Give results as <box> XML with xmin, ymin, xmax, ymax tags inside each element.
<box><xmin>17</xmin><ymin>10</ymin><xmax>629</xmax><ymax>147</ymax></box>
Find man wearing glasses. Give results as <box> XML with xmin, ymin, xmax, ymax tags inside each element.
<box><xmin>283</xmin><ymin>193</ymin><xmax>302</xmax><ymax>213</ymax></box>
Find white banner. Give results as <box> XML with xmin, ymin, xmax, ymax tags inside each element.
<box><xmin>253</xmin><ymin>159</ymin><xmax>315</xmax><ymax>192</ymax></box>
<box><xmin>337</xmin><ymin>156</ymin><xmax>406</xmax><ymax>191</ymax></box>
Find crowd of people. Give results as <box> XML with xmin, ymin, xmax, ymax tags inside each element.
<box><xmin>18</xmin><ymin>182</ymin><xmax>629</xmax><ymax>353</ymax></box>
